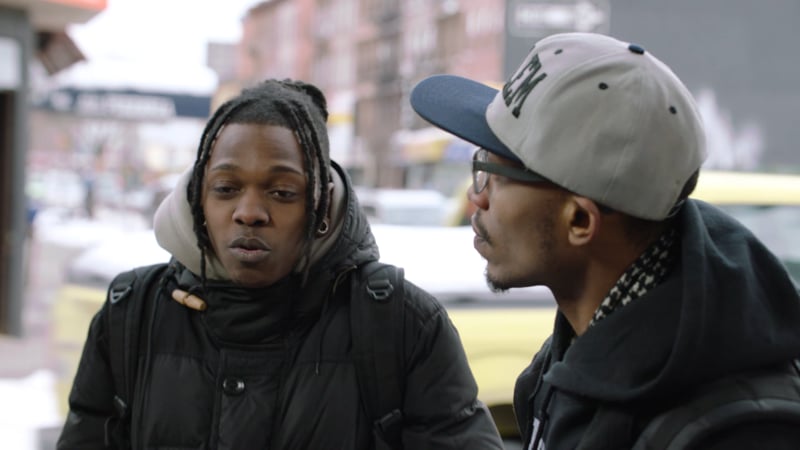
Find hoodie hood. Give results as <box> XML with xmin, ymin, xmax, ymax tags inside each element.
<box><xmin>153</xmin><ymin>160</ymin><xmax>379</xmax><ymax>283</ymax></box>
<box><xmin>545</xmin><ymin>199</ymin><xmax>800</xmax><ymax>403</ymax></box>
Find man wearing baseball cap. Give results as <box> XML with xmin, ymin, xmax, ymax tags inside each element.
<box><xmin>411</xmin><ymin>32</ymin><xmax>800</xmax><ymax>449</ymax></box>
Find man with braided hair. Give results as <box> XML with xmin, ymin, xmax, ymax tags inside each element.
<box><xmin>57</xmin><ymin>79</ymin><xmax>503</xmax><ymax>449</ymax></box>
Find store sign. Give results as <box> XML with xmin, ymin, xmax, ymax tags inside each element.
<box><xmin>34</xmin><ymin>88</ymin><xmax>211</xmax><ymax>120</ymax></box>
<box><xmin>73</xmin><ymin>92</ymin><xmax>176</xmax><ymax>119</ymax></box>
<box><xmin>508</xmin><ymin>0</ymin><xmax>608</xmax><ymax>37</ymax></box>
<box><xmin>504</xmin><ymin>0</ymin><xmax>609</xmax><ymax>78</ymax></box>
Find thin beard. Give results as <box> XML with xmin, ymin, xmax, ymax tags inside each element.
<box><xmin>474</xmin><ymin>215</ymin><xmax>491</xmax><ymax>246</ymax></box>
<box><xmin>485</xmin><ymin>272</ymin><xmax>508</xmax><ymax>293</ymax></box>
<box><xmin>483</xmin><ymin>209</ymin><xmax>556</xmax><ymax>293</ymax></box>
<box><xmin>477</xmin><ymin>219</ymin><xmax>506</xmax><ymax>292</ymax></box>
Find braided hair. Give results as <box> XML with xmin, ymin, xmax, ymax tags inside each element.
<box><xmin>187</xmin><ymin>79</ymin><xmax>332</xmax><ymax>287</ymax></box>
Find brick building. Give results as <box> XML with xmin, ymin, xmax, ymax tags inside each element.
<box><xmin>231</xmin><ymin>0</ymin><xmax>507</xmax><ymax>191</ymax></box>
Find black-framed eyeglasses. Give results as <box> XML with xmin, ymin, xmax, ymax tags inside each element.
<box><xmin>471</xmin><ymin>148</ymin><xmax>548</xmax><ymax>194</ymax></box>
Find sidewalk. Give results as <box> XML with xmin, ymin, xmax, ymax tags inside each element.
<box><xmin>0</xmin><ymin>208</ymin><xmax>151</xmax><ymax>449</ymax></box>
<box><xmin>0</xmin><ymin>233</ymin><xmax>68</xmax><ymax>449</ymax></box>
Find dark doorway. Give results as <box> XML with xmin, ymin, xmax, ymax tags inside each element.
<box><xmin>0</xmin><ymin>90</ymin><xmax>15</xmax><ymax>333</ymax></box>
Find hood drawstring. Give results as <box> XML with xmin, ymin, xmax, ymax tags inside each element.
<box><xmin>531</xmin><ymin>384</ymin><xmax>555</xmax><ymax>449</ymax></box>
<box><xmin>530</xmin><ymin>345</ymin><xmax>554</xmax><ymax>450</ymax></box>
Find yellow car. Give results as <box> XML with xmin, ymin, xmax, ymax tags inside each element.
<box><xmin>691</xmin><ymin>170</ymin><xmax>800</xmax><ymax>282</ymax></box>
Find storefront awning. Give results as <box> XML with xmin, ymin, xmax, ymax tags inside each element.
<box><xmin>37</xmin><ymin>30</ymin><xmax>85</xmax><ymax>74</ymax></box>
<box><xmin>33</xmin><ymin>87</ymin><xmax>212</xmax><ymax>120</ymax></box>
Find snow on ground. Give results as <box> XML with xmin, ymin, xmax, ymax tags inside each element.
<box><xmin>1</xmin><ymin>207</ymin><xmax>154</xmax><ymax>450</ymax></box>
<box><xmin>0</xmin><ymin>370</ymin><xmax>61</xmax><ymax>450</ymax></box>
<box><xmin>34</xmin><ymin>207</ymin><xmax>151</xmax><ymax>250</ymax></box>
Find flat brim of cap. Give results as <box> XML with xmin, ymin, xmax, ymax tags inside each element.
<box><xmin>410</xmin><ymin>75</ymin><xmax>520</xmax><ymax>163</ymax></box>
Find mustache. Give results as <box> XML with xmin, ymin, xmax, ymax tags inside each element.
<box><xmin>472</xmin><ymin>214</ymin><xmax>491</xmax><ymax>245</ymax></box>
<box><xmin>229</xmin><ymin>236</ymin><xmax>270</xmax><ymax>251</ymax></box>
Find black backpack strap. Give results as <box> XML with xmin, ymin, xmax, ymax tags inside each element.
<box><xmin>633</xmin><ymin>360</ymin><xmax>800</xmax><ymax>450</ymax></box>
<box><xmin>350</xmin><ymin>260</ymin><xmax>406</xmax><ymax>450</ymax></box>
<box><xmin>107</xmin><ymin>270</ymin><xmax>137</xmax><ymax>424</ymax></box>
<box><xmin>104</xmin><ymin>262</ymin><xmax>169</xmax><ymax>448</ymax></box>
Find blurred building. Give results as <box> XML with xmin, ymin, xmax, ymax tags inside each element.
<box><xmin>321</xmin><ymin>0</ymin><xmax>507</xmax><ymax>189</ymax></box>
<box><xmin>396</xmin><ymin>0</ymin><xmax>507</xmax><ymax>194</ymax></box>
<box><xmin>229</xmin><ymin>0</ymin><xmax>608</xmax><ymax>192</ymax></box>
<box><xmin>238</xmin><ymin>0</ymin><xmax>316</xmax><ymax>83</ymax></box>
<box><xmin>221</xmin><ymin>0</ymin><xmax>799</xmax><ymax>192</ymax></box>
<box><xmin>231</xmin><ymin>0</ymin><xmax>511</xmax><ymax>191</ymax></box>
<box><xmin>311</xmin><ymin>0</ymin><xmax>360</xmax><ymax>176</ymax></box>
<box><xmin>0</xmin><ymin>0</ymin><xmax>106</xmax><ymax>335</ymax></box>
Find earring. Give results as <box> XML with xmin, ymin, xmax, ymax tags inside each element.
<box><xmin>316</xmin><ymin>219</ymin><xmax>329</xmax><ymax>236</ymax></box>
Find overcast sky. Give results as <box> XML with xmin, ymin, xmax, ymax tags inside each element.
<box><xmin>69</xmin><ymin>0</ymin><xmax>260</xmax><ymax>65</ymax></box>
<box><xmin>59</xmin><ymin>0</ymin><xmax>262</xmax><ymax>92</ymax></box>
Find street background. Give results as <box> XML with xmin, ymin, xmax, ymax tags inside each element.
<box><xmin>2</xmin><ymin>1</ymin><xmax>800</xmax><ymax>448</ymax></box>
<box><xmin>0</xmin><ymin>208</ymin><xmax>150</xmax><ymax>449</ymax></box>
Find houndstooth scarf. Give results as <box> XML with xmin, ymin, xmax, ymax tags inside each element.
<box><xmin>589</xmin><ymin>226</ymin><xmax>678</xmax><ymax>326</ymax></box>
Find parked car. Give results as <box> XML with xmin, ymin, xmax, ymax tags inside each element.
<box><xmin>94</xmin><ymin>172</ymin><xmax>183</xmax><ymax>224</ymax></box>
<box><xmin>690</xmin><ymin>170</ymin><xmax>800</xmax><ymax>283</ymax></box>
<box><xmin>52</xmin><ymin>169</ymin><xmax>800</xmax><ymax>446</ymax></box>
<box><xmin>354</xmin><ymin>186</ymin><xmax>456</xmax><ymax>226</ymax></box>
<box><xmin>26</xmin><ymin>169</ymin><xmax>87</xmax><ymax>212</ymax></box>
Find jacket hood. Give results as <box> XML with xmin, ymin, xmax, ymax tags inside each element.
<box><xmin>313</xmin><ymin>160</ymin><xmax>380</xmax><ymax>274</ymax></box>
<box><xmin>153</xmin><ymin>160</ymin><xmax>379</xmax><ymax>283</ymax></box>
<box><xmin>545</xmin><ymin>199</ymin><xmax>800</xmax><ymax>403</ymax></box>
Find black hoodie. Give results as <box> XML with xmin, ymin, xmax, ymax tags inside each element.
<box><xmin>514</xmin><ymin>199</ymin><xmax>800</xmax><ymax>450</ymax></box>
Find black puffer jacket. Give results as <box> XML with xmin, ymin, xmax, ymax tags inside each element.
<box><xmin>58</xmin><ymin>164</ymin><xmax>503</xmax><ymax>449</ymax></box>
